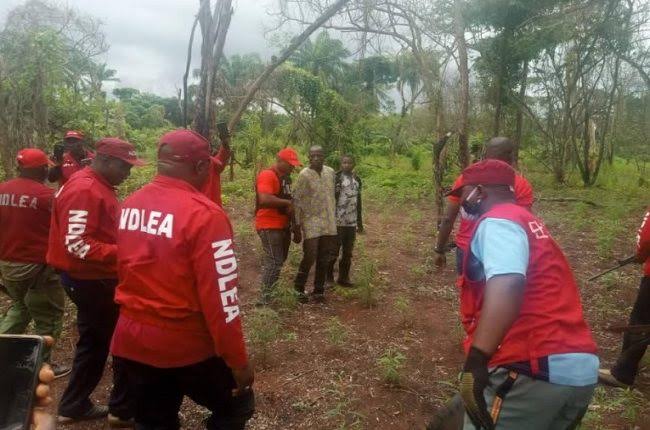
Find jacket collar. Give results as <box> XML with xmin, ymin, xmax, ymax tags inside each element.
<box><xmin>152</xmin><ymin>175</ymin><xmax>200</xmax><ymax>193</ymax></box>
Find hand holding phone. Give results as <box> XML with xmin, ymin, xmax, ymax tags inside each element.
<box><xmin>0</xmin><ymin>335</ymin><xmax>46</xmax><ymax>430</ymax></box>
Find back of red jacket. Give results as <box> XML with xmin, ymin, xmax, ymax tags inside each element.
<box><xmin>0</xmin><ymin>178</ymin><xmax>54</xmax><ymax>264</ymax></box>
<box><xmin>112</xmin><ymin>175</ymin><xmax>248</xmax><ymax>370</ymax></box>
<box><xmin>638</xmin><ymin>208</ymin><xmax>650</xmax><ymax>276</ymax></box>
<box><xmin>47</xmin><ymin>167</ymin><xmax>119</xmax><ymax>279</ymax></box>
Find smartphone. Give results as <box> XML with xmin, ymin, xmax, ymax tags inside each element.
<box><xmin>0</xmin><ymin>335</ymin><xmax>45</xmax><ymax>430</ymax></box>
<box><xmin>217</xmin><ymin>121</ymin><xmax>229</xmax><ymax>140</ymax></box>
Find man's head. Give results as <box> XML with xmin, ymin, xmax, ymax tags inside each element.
<box><xmin>484</xmin><ymin>137</ymin><xmax>515</xmax><ymax>165</ymax></box>
<box><xmin>447</xmin><ymin>159</ymin><xmax>516</xmax><ymax>216</ymax></box>
<box><xmin>16</xmin><ymin>148</ymin><xmax>53</xmax><ymax>183</ymax></box>
<box><xmin>276</xmin><ymin>147</ymin><xmax>301</xmax><ymax>175</ymax></box>
<box><xmin>157</xmin><ymin>129</ymin><xmax>212</xmax><ymax>190</ymax></box>
<box><xmin>308</xmin><ymin>145</ymin><xmax>325</xmax><ymax>171</ymax></box>
<box><xmin>92</xmin><ymin>138</ymin><xmax>145</xmax><ymax>186</ymax></box>
<box><xmin>63</xmin><ymin>130</ymin><xmax>86</xmax><ymax>159</ymax></box>
<box><xmin>340</xmin><ymin>155</ymin><xmax>355</xmax><ymax>173</ymax></box>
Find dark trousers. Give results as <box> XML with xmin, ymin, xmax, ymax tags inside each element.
<box><xmin>612</xmin><ymin>276</ymin><xmax>650</xmax><ymax>385</ymax></box>
<box><xmin>258</xmin><ymin>228</ymin><xmax>291</xmax><ymax>299</ymax></box>
<box><xmin>327</xmin><ymin>226</ymin><xmax>356</xmax><ymax>282</ymax></box>
<box><xmin>113</xmin><ymin>356</ymin><xmax>255</xmax><ymax>430</ymax></box>
<box><xmin>294</xmin><ymin>235</ymin><xmax>337</xmax><ymax>294</ymax></box>
<box><xmin>58</xmin><ymin>274</ymin><xmax>131</xmax><ymax>418</ymax></box>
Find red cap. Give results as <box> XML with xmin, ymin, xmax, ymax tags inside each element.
<box><xmin>158</xmin><ymin>129</ymin><xmax>211</xmax><ymax>163</ymax></box>
<box><xmin>64</xmin><ymin>130</ymin><xmax>84</xmax><ymax>141</ymax></box>
<box><xmin>277</xmin><ymin>147</ymin><xmax>301</xmax><ymax>167</ymax></box>
<box><xmin>95</xmin><ymin>138</ymin><xmax>146</xmax><ymax>166</ymax></box>
<box><xmin>16</xmin><ymin>148</ymin><xmax>54</xmax><ymax>168</ymax></box>
<box><xmin>446</xmin><ymin>159</ymin><xmax>515</xmax><ymax>197</ymax></box>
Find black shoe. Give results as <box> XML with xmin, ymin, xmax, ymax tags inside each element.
<box><xmin>58</xmin><ymin>405</ymin><xmax>109</xmax><ymax>425</ymax></box>
<box><xmin>108</xmin><ymin>413</ymin><xmax>135</xmax><ymax>428</ymax></box>
<box><xmin>337</xmin><ymin>279</ymin><xmax>355</xmax><ymax>288</ymax></box>
<box><xmin>295</xmin><ymin>290</ymin><xmax>308</xmax><ymax>303</ymax></box>
<box><xmin>49</xmin><ymin>363</ymin><xmax>72</xmax><ymax>379</ymax></box>
<box><xmin>310</xmin><ymin>292</ymin><xmax>325</xmax><ymax>303</ymax></box>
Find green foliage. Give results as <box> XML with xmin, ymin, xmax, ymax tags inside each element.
<box><xmin>325</xmin><ymin>317</ymin><xmax>349</xmax><ymax>348</ymax></box>
<box><xmin>270</xmin><ymin>280</ymin><xmax>300</xmax><ymax>312</ymax></box>
<box><xmin>356</xmin><ymin>258</ymin><xmax>379</xmax><ymax>308</ymax></box>
<box><xmin>393</xmin><ymin>295</ymin><xmax>414</xmax><ymax>327</ymax></box>
<box><xmin>247</xmin><ymin>307</ymin><xmax>281</xmax><ymax>365</ymax></box>
<box><xmin>376</xmin><ymin>348</ymin><xmax>406</xmax><ymax>386</ymax></box>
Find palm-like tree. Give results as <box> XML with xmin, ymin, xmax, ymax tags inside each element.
<box><xmin>290</xmin><ymin>31</ymin><xmax>351</xmax><ymax>89</ymax></box>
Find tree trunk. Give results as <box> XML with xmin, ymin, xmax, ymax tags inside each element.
<box><xmin>454</xmin><ymin>0</ymin><xmax>470</xmax><ymax>168</ymax></box>
<box><xmin>183</xmin><ymin>14</ymin><xmax>199</xmax><ymax>128</ymax></box>
<box><xmin>194</xmin><ymin>0</ymin><xmax>233</xmax><ymax>140</ymax></box>
<box><xmin>513</xmin><ymin>60</ymin><xmax>528</xmax><ymax>165</ymax></box>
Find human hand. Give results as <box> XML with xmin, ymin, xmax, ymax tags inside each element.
<box><xmin>292</xmin><ymin>227</ymin><xmax>302</xmax><ymax>244</ymax></box>
<box><xmin>33</xmin><ymin>336</ymin><xmax>56</xmax><ymax>430</ymax></box>
<box><xmin>232</xmin><ymin>364</ymin><xmax>254</xmax><ymax>397</ymax></box>
<box><xmin>459</xmin><ymin>347</ymin><xmax>494</xmax><ymax>430</ymax></box>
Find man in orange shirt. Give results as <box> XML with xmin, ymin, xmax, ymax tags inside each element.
<box><xmin>599</xmin><ymin>208</ymin><xmax>650</xmax><ymax>387</ymax></box>
<box><xmin>254</xmin><ymin>148</ymin><xmax>302</xmax><ymax>305</ymax></box>
<box><xmin>434</xmin><ymin>137</ymin><xmax>534</xmax><ymax>273</ymax></box>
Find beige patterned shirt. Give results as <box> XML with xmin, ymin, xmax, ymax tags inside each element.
<box><xmin>294</xmin><ymin>165</ymin><xmax>337</xmax><ymax>240</ymax></box>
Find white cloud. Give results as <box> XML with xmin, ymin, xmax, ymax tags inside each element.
<box><xmin>1</xmin><ymin>0</ymin><xmax>277</xmax><ymax>96</ymax></box>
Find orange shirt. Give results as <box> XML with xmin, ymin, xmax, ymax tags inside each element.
<box><xmin>255</xmin><ymin>167</ymin><xmax>290</xmax><ymax>230</ymax></box>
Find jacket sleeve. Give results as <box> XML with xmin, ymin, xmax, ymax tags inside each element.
<box><xmin>637</xmin><ymin>210</ymin><xmax>650</xmax><ymax>261</ymax></box>
<box><xmin>191</xmin><ymin>208</ymin><xmax>248</xmax><ymax>369</ymax></box>
<box><xmin>60</xmin><ymin>187</ymin><xmax>117</xmax><ymax>264</ymax></box>
<box><xmin>356</xmin><ymin>175</ymin><xmax>363</xmax><ymax>229</ymax></box>
<box><xmin>212</xmin><ymin>146</ymin><xmax>232</xmax><ymax>175</ymax></box>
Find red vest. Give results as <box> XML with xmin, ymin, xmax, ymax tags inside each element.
<box><xmin>460</xmin><ymin>203</ymin><xmax>597</xmax><ymax>372</ymax></box>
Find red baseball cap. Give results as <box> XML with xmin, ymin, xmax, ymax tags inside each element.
<box><xmin>277</xmin><ymin>147</ymin><xmax>301</xmax><ymax>167</ymax></box>
<box><xmin>95</xmin><ymin>138</ymin><xmax>146</xmax><ymax>166</ymax></box>
<box><xmin>446</xmin><ymin>159</ymin><xmax>515</xmax><ymax>197</ymax></box>
<box><xmin>64</xmin><ymin>130</ymin><xmax>85</xmax><ymax>140</ymax></box>
<box><xmin>158</xmin><ymin>129</ymin><xmax>211</xmax><ymax>163</ymax></box>
<box><xmin>16</xmin><ymin>148</ymin><xmax>54</xmax><ymax>168</ymax></box>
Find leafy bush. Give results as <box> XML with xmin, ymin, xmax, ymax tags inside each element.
<box><xmin>247</xmin><ymin>307</ymin><xmax>281</xmax><ymax>365</ymax></box>
<box><xmin>325</xmin><ymin>316</ymin><xmax>349</xmax><ymax>348</ymax></box>
<box><xmin>377</xmin><ymin>347</ymin><xmax>406</xmax><ymax>386</ymax></box>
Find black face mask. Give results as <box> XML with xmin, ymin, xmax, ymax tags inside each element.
<box><xmin>461</xmin><ymin>187</ymin><xmax>482</xmax><ymax>216</ymax></box>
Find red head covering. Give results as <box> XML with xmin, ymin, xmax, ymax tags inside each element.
<box><xmin>16</xmin><ymin>148</ymin><xmax>54</xmax><ymax>168</ymax></box>
<box><xmin>158</xmin><ymin>129</ymin><xmax>211</xmax><ymax>163</ymax></box>
<box><xmin>447</xmin><ymin>159</ymin><xmax>515</xmax><ymax>197</ymax></box>
<box><xmin>95</xmin><ymin>138</ymin><xmax>145</xmax><ymax>166</ymax></box>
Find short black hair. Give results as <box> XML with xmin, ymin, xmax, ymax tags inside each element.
<box><xmin>341</xmin><ymin>154</ymin><xmax>355</xmax><ymax>162</ymax></box>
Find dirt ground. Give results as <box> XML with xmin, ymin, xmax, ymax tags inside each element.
<box><xmin>2</xmin><ymin>198</ymin><xmax>648</xmax><ymax>429</ymax></box>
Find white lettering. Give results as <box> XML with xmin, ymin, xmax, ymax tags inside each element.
<box><xmin>212</xmin><ymin>239</ymin><xmax>234</xmax><ymax>260</ymax></box>
<box><xmin>146</xmin><ymin>211</ymin><xmax>161</xmax><ymax>234</ymax></box>
<box><xmin>217</xmin><ymin>273</ymin><xmax>238</xmax><ymax>292</ymax></box>
<box><xmin>66</xmin><ymin>210</ymin><xmax>90</xmax><ymax>259</ymax></box>
<box><xmin>140</xmin><ymin>210</ymin><xmax>147</xmax><ymax>232</ymax></box>
<box><xmin>18</xmin><ymin>195</ymin><xmax>27</xmax><ymax>207</ymax></box>
<box><xmin>157</xmin><ymin>214</ymin><xmax>173</xmax><ymax>238</ymax></box>
<box><xmin>119</xmin><ymin>208</ymin><xmax>129</xmax><ymax>230</ymax></box>
<box><xmin>69</xmin><ymin>210</ymin><xmax>88</xmax><ymax>224</ymax></box>
<box><xmin>127</xmin><ymin>209</ymin><xmax>139</xmax><ymax>231</ymax></box>
<box><xmin>29</xmin><ymin>198</ymin><xmax>37</xmax><ymax>209</ymax></box>
<box><xmin>224</xmin><ymin>306</ymin><xmax>240</xmax><ymax>323</ymax></box>
<box><xmin>215</xmin><ymin>257</ymin><xmax>237</xmax><ymax>276</ymax></box>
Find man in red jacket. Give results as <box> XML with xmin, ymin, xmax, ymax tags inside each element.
<box><xmin>201</xmin><ymin>130</ymin><xmax>231</xmax><ymax>207</ymax></box>
<box><xmin>47</xmin><ymin>138</ymin><xmax>144</xmax><ymax>425</ymax></box>
<box><xmin>448</xmin><ymin>160</ymin><xmax>597</xmax><ymax>430</ymax></box>
<box><xmin>111</xmin><ymin>129</ymin><xmax>254</xmax><ymax>430</ymax></box>
<box><xmin>599</xmin><ymin>208</ymin><xmax>650</xmax><ymax>387</ymax></box>
<box><xmin>434</xmin><ymin>137</ymin><xmax>533</xmax><ymax>273</ymax></box>
<box><xmin>0</xmin><ymin>149</ymin><xmax>68</xmax><ymax>377</ymax></box>
<box><xmin>48</xmin><ymin>130</ymin><xmax>95</xmax><ymax>186</ymax></box>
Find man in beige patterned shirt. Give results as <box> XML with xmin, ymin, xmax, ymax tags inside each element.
<box><xmin>293</xmin><ymin>146</ymin><xmax>337</xmax><ymax>302</ymax></box>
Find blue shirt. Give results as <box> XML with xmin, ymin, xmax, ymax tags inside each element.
<box><xmin>469</xmin><ymin>218</ymin><xmax>598</xmax><ymax>387</ymax></box>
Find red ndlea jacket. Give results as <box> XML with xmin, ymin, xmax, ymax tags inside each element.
<box><xmin>59</xmin><ymin>150</ymin><xmax>94</xmax><ymax>186</ymax></box>
<box><xmin>47</xmin><ymin>167</ymin><xmax>118</xmax><ymax>279</ymax></box>
<box><xmin>201</xmin><ymin>146</ymin><xmax>231</xmax><ymax>207</ymax></box>
<box><xmin>638</xmin><ymin>208</ymin><xmax>650</xmax><ymax>276</ymax></box>
<box><xmin>460</xmin><ymin>203</ymin><xmax>597</xmax><ymax>371</ymax></box>
<box><xmin>111</xmin><ymin>175</ymin><xmax>248</xmax><ymax>370</ymax></box>
<box><xmin>449</xmin><ymin>174</ymin><xmax>534</xmax><ymax>251</ymax></box>
<box><xmin>0</xmin><ymin>178</ymin><xmax>54</xmax><ymax>264</ymax></box>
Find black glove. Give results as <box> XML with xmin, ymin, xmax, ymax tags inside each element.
<box><xmin>460</xmin><ymin>346</ymin><xmax>494</xmax><ymax>430</ymax></box>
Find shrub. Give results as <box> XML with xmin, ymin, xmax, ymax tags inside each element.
<box><xmin>377</xmin><ymin>347</ymin><xmax>406</xmax><ymax>386</ymax></box>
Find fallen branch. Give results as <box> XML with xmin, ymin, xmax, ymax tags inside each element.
<box><xmin>537</xmin><ymin>197</ymin><xmax>600</xmax><ymax>207</ymax></box>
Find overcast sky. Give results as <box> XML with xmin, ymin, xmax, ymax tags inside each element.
<box><xmin>0</xmin><ymin>0</ymin><xmax>279</xmax><ymax>96</ymax></box>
